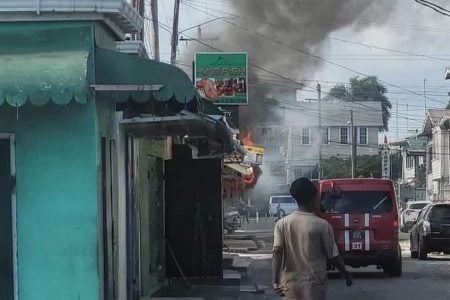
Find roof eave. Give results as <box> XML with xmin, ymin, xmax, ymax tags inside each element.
<box><xmin>0</xmin><ymin>0</ymin><xmax>143</xmax><ymax>36</ymax></box>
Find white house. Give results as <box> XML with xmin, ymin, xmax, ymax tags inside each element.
<box><xmin>421</xmin><ymin>109</ymin><xmax>450</xmax><ymax>201</ymax></box>
<box><xmin>256</xmin><ymin>98</ymin><xmax>384</xmax><ymax>184</ymax></box>
<box><xmin>390</xmin><ymin>135</ymin><xmax>427</xmax><ymax>202</ymax></box>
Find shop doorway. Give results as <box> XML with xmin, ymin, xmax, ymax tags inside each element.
<box><xmin>165</xmin><ymin>158</ymin><xmax>223</xmax><ymax>279</ymax></box>
<box><xmin>0</xmin><ymin>135</ymin><xmax>16</xmax><ymax>300</ymax></box>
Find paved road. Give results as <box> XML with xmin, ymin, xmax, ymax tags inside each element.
<box><xmin>238</xmin><ymin>219</ymin><xmax>450</xmax><ymax>300</ymax></box>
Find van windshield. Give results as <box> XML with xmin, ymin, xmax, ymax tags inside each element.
<box><xmin>321</xmin><ymin>191</ymin><xmax>393</xmax><ymax>214</ymax></box>
<box><xmin>272</xmin><ymin>196</ymin><xmax>294</xmax><ymax>204</ymax></box>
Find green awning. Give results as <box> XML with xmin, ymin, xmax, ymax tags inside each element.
<box><xmin>0</xmin><ymin>24</ymin><xmax>198</xmax><ymax>107</ymax></box>
<box><xmin>94</xmin><ymin>48</ymin><xmax>198</xmax><ymax>104</ymax></box>
<box><xmin>0</xmin><ymin>25</ymin><xmax>93</xmax><ymax>107</ymax></box>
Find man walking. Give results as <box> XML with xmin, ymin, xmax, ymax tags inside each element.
<box><xmin>272</xmin><ymin>178</ymin><xmax>353</xmax><ymax>299</ymax></box>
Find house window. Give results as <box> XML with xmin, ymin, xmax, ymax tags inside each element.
<box><xmin>358</xmin><ymin>127</ymin><xmax>368</xmax><ymax>145</ymax></box>
<box><xmin>419</xmin><ymin>156</ymin><xmax>424</xmax><ymax>165</ymax></box>
<box><xmin>321</xmin><ymin>127</ymin><xmax>330</xmax><ymax>145</ymax></box>
<box><xmin>301</xmin><ymin>128</ymin><xmax>311</xmax><ymax>145</ymax></box>
<box><xmin>294</xmin><ymin>168</ymin><xmax>304</xmax><ymax>179</ymax></box>
<box><xmin>406</xmin><ymin>156</ymin><xmax>414</xmax><ymax>169</ymax></box>
<box><xmin>340</xmin><ymin>127</ymin><xmax>348</xmax><ymax>144</ymax></box>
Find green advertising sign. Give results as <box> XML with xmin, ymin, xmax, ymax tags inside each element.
<box><xmin>195</xmin><ymin>52</ymin><xmax>248</xmax><ymax>105</ymax></box>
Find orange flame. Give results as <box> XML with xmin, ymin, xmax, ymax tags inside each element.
<box><xmin>241</xmin><ymin>132</ymin><xmax>254</xmax><ymax>146</ymax></box>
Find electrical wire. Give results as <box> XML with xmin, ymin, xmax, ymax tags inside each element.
<box><xmin>187</xmin><ymin>0</ymin><xmax>450</xmax><ymax>34</ymax></box>
<box><xmin>185</xmin><ymin>1</ymin><xmax>450</xmax><ymax>62</ymax></box>
<box><xmin>414</xmin><ymin>0</ymin><xmax>450</xmax><ymax>16</ymax></box>
<box><xmin>145</xmin><ymin>14</ymin><xmax>434</xmax><ymax>136</ymax></box>
<box><xmin>182</xmin><ymin>2</ymin><xmax>450</xmax><ymax>107</ymax></box>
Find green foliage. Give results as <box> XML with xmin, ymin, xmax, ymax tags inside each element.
<box><xmin>329</xmin><ymin>76</ymin><xmax>392</xmax><ymax>131</ymax></box>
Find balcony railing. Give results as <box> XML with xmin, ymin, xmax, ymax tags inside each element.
<box><xmin>0</xmin><ymin>0</ymin><xmax>143</xmax><ymax>34</ymax></box>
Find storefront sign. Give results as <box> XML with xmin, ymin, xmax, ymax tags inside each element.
<box><xmin>381</xmin><ymin>149</ymin><xmax>390</xmax><ymax>179</ymax></box>
<box><xmin>195</xmin><ymin>52</ymin><xmax>248</xmax><ymax>105</ymax></box>
<box><xmin>243</xmin><ymin>146</ymin><xmax>264</xmax><ymax>165</ymax></box>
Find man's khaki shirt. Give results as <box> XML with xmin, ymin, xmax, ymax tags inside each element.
<box><xmin>274</xmin><ymin>211</ymin><xmax>339</xmax><ymax>299</ymax></box>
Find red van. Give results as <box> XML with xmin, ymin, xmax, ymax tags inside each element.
<box><xmin>317</xmin><ymin>179</ymin><xmax>402</xmax><ymax>277</ymax></box>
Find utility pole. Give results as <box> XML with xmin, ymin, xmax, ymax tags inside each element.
<box><xmin>407</xmin><ymin>103</ymin><xmax>409</xmax><ymax>132</ymax></box>
<box><xmin>424</xmin><ymin>79</ymin><xmax>427</xmax><ymax>112</ymax></box>
<box><xmin>150</xmin><ymin>0</ymin><xmax>160</xmax><ymax>61</ymax></box>
<box><xmin>396</xmin><ymin>100</ymin><xmax>399</xmax><ymax>140</ymax></box>
<box><xmin>317</xmin><ymin>83</ymin><xmax>322</xmax><ymax>180</ymax></box>
<box><xmin>350</xmin><ymin>110</ymin><xmax>356</xmax><ymax>178</ymax></box>
<box><xmin>170</xmin><ymin>0</ymin><xmax>181</xmax><ymax>65</ymax></box>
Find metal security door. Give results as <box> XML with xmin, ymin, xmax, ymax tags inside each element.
<box><xmin>0</xmin><ymin>136</ymin><xmax>15</xmax><ymax>300</ymax></box>
<box><xmin>165</xmin><ymin>158</ymin><xmax>223</xmax><ymax>279</ymax></box>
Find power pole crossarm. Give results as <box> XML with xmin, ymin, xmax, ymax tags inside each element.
<box><xmin>170</xmin><ymin>0</ymin><xmax>181</xmax><ymax>65</ymax></box>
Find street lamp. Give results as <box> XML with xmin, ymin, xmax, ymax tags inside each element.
<box><xmin>444</xmin><ymin>67</ymin><xmax>450</xmax><ymax>80</ymax></box>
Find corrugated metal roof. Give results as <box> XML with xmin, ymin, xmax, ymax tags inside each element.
<box><xmin>422</xmin><ymin>109</ymin><xmax>450</xmax><ymax>135</ymax></box>
<box><xmin>407</xmin><ymin>136</ymin><xmax>428</xmax><ymax>150</ymax></box>
<box><xmin>427</xmin><ymin>109</ymin><xmax>450</xmax><ymax>126</ymax></box>
<box><xmin>391</xmin><ymin>135</ymin><xmax>427</xmax><ymax>151</ymax></box>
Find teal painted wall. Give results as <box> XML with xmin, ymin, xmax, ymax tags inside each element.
<box><xmin>0</xmin><ymin>101</ymin><xmax>100</xmax><ymax>300</ymax></box>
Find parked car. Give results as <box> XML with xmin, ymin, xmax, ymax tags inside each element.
<box><xmin>410</xmin><ymin>203</ymin><xmax>450</xmax><ymax>260</ymax></box>
<box><xmin>317</xmin><ymin>179</ymin><xmax>402</xmax><ymax>277</ymax></box>
<box><xmin>268</xmin><ymin>195</ymin><xmax>297</xmax><ymax>217</ymax></box>
<box><xmin>400</xmin><ymin>201</ymin><xmax>431</xmax><ymax>232</ymax></box>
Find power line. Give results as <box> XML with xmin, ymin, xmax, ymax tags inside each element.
<box><xmin>414</xmin><ymin>0</ymin><xmax>450</xmax><ymax>17</ymax></box>
<box><xmin>176</xmin><ymin>29</ymin><xmax>433</xmax><ymax>128</ymax></box>
<box><xmin>187</xmin><ymin>0</ymin><xmax>450</xmax><ymax>34</ymax></box>
<box><xmin>184</xmin><ymin>1</ymin><xmax>450</xmax><ymax>62</ymax></box>
<box><xmin>151</xmin><ymin>16</ymin><xmax>434</xmax><ymax>133</ymax></box>
<box><xmin>182</xmin><ymin>1</ymin><xmax>450</xmax><ymax>106</ymax></box>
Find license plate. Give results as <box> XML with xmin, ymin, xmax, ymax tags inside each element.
<box><xmin>350</xmin><ymin>230</ymin><xmax>364</xmax><ymax>251</ymax></box>
<box><xmin>352</xmin><ymin>242</ymin><xmax>363</xmax><ymax>250</ymax></box>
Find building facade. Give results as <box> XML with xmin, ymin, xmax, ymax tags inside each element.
<box><xmin>422</xmin><ymin>109</ymin><xmax>450</xmax><ymax>202</ymax></box>
<box><xmin>390</xmin><ymin>135</ymin><xmax>427</xmax><ymax>202</ymax></box>
<box><xmin>0</xmin><ymin>2</ymin><xmax>234</xmax><ymax>300</ymax></box>
<box><xmin>256</xmin><ymin>99</ymin><xmax>383</xmax><ymax>185</ymax></box>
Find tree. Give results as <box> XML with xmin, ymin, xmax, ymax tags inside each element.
<box><xmin>329</xmin><ymin>76</ymin><xmax>392</xmax><ymax>131</ymax></box>
<box><xmin>446</xmin><ymin>100</ymin><xmax>450</xmax><ymax>109</ymax></box>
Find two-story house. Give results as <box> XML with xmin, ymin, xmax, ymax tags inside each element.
<box><xmin>422</xmin><ymin>109</ymin><xmax>450</xmax><ymax>201</ymax></box>
<box><xmin>256</xmin><ymin>98</ymin><xmax>383</xmax><ymax>186</ymax></box>
<box><xmin>390</xmin><ymin>135</ymin><xmax>427</xmax><ymax>202</ymax></box>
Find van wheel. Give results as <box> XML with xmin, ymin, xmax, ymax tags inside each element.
<box><xmin>388</xmin><ymin>248</ymin><xmax>402</xmax><ymax>277</ymax></box>
<box><xmin>410</xmin><ymin>237</ymin><xmax>418</xmax><ymax>259</ymax></box>
<box><xmin>418</xmin><ymin>238</ymin><xmax>428</xmax><ymax>260</ymax></box>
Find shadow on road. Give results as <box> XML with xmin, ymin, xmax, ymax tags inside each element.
<box><xmin>328</xmin><ymin>271</ymin><xmax>389</xmax><ymax>280</ymax></box>
<box><xmin>423</xmin><ymin>256</ymin><xmax>450</xmax><ymax>261</ymax></box>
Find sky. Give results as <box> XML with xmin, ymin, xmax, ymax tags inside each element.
<box><xmin>149</xmin><ymin>0</ymin><xmax>450</xmax><ymax>143</ymax></box>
